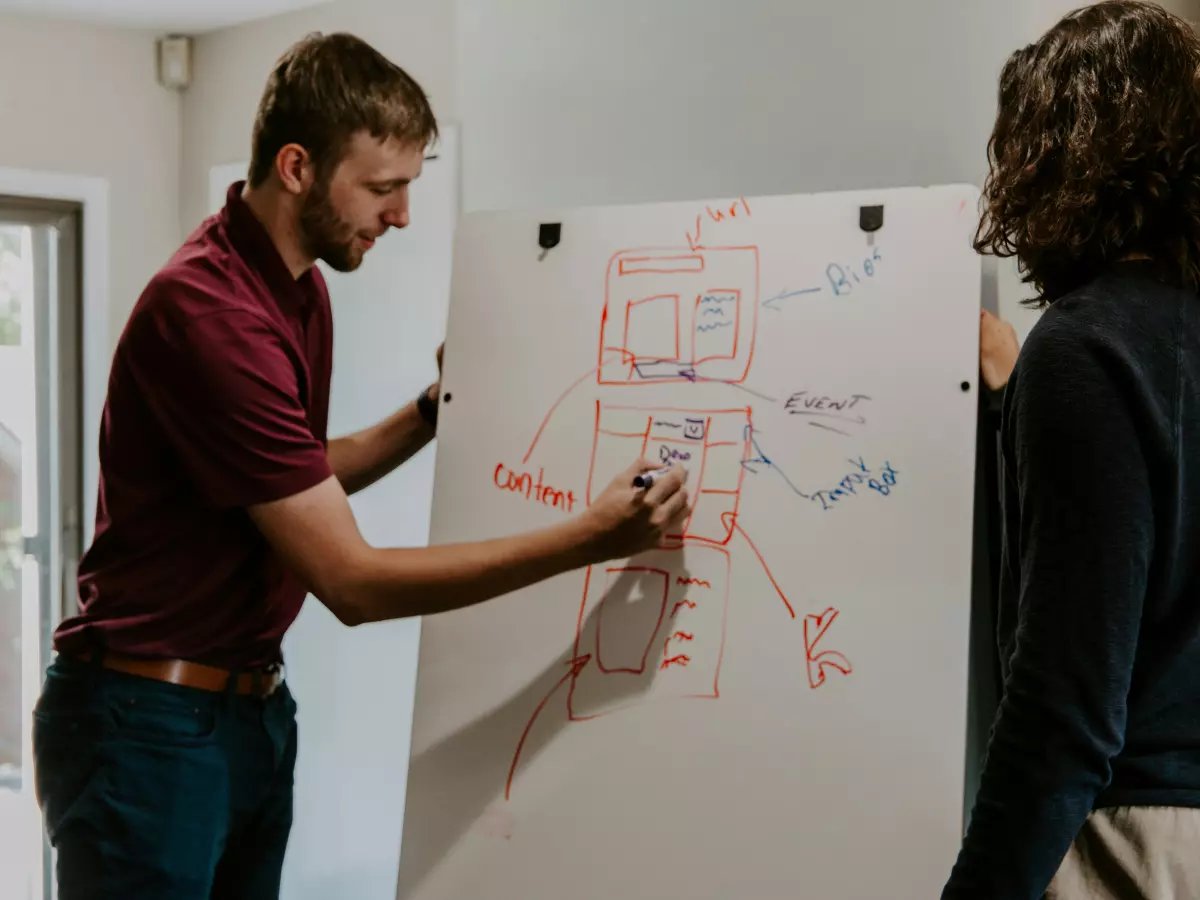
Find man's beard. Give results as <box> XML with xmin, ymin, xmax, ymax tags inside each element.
<box><xmin>298</xmin><ymin>178</ymin><xmax>362</xmax><ymax>273</ymax></box>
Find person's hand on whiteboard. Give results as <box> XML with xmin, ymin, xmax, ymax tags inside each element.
<box><xmin>980</xmin><ymin>309</ymin><xmax>1020</xmax><ymax>391</ymax></box>
<box><xmin>579</xmin><ymin>458</ymin><xmax>691</xmax><ymax>562</ymax></box>
<box><xmin>425</xmin><ymin>342</ymin><xmax>444</xmax><ymax>405</ymax></box>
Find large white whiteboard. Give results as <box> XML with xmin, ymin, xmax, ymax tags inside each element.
<box><xmin>209</xmin><ymin>124</ymin><xmax>458</xmax><ymax>900</ymax></box>
<box><xmin>401</xmin><ymin>184</ymin><xmax>980</xmax><ymax>899</ymax></box>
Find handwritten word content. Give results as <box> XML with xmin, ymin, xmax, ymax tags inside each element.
<box><xmin>827</xmin><ymin>247</ymin><xmax>883</xmax><ymax>297</ymax></box>
<box><xmin>811</xmin><ymin>457</ymin><xmax>898</xmax><ymax>511</ymax></box>
<box><xmin>493</xmin><ymin>463</ymin><xmax>577</xmax><ymax>513</ymax></box>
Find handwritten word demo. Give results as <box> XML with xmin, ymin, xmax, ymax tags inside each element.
<box><xmin>493</xmin><ymin>464</ymin><xmax>577</xmax><ymax>513</ymax></box>
<box><xmin>811</xmin><ymin>457</ymin><xmax>899</xmax><ymax>511</ymax></box>
<box><xmin>659</xmin><ymin>445</ymin><xmax>693</xmax><ymax>464</ymax></box>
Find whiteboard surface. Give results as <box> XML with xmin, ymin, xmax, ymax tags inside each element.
<box><xmin>401</xmin><ymin>184</ymin><xmax>980</xmax><ymax>899</ymax></box>
<box><xmin>208</xmin><ymin>125</ymin><xmax>458</xmax><ymax>900</ymax></box>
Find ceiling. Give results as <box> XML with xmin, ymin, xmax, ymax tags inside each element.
<box><xmin>0</xmin><ymin>0</ymin><xmax>331</xmax><ymax>33</ymax></box>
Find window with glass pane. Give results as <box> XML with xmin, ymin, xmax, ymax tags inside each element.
<box><xmin>0</xmin><ymin>206</ymin><xmax>81</xmax><ymax>900</ymax></box>
<box><xmin>0</xmin><ymin>226</ymin><xmax>22</xmax><ymax>346</ymax></box>
<box><xmin>0</xmin><ymin>220</ymin><xmax>34</xmax><ymax>896</ymax></box>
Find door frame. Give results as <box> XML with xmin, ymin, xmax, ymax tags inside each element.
<box><xmin>0</xmin><ymin>200</ymin><xmax>84</xmax><ymax>639</ymax></box>
<box><xmin>0</xmin><ymin>169</ymin><xmax>107</xmax><ymax>548</ymax></box>
<box><xmin>0</xmin><ymin>170</ymin><xmax>105</xmax><ymax>900</ymax></box>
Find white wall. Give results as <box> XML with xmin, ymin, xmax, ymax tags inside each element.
<box><xmin>458</xmin><ymin>0</ymin><xmax>1034</xmax><ymax>213</ymax></box>
<box><xmin>180</xmin><ymin>0</ymin><xmax>456</xmax><ymax>236</ymax></box>
<box><xmin>2</xmin><ymin>0</ymin><xmax>1191</xmax><ymax>422</ymax></box>
<box><xmin>456</xmin><ymin>0</ymin><xmax>1200</xmax><ymax>341</ymax></box>
<box><xmin>0</xmin><ymin>13</ymin><xmax>180</xmax><ymax>345</ymax></box>
<box><xmin>179</xmin><ymin>0</ymin><xmax>1200</xmax><ymax>334</ymax></box>
<box><xmin>1033</xmin><ymin>0</ymin><xmax>1200</xmax><ymax>31</ymax></box>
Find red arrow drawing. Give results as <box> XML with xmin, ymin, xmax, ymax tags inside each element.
<box><xmin>721</xmin><ymin>512</ymin><xmax>795</xmax><ymax>619</ymax></box>
<box><xmin>506</xmin><ymin>654</ymin><xmax>592</xmax><ymax>801</ymax></box>
<box><xmin>804</xmin><ymin>608</ymin><xmax>852</xmax><ymax>689</ymax></box>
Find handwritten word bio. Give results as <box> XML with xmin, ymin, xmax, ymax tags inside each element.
<box><xmin>827</xmin><ymin>247</ymin><xmax>883</xmax><ymax>297</ymax></box>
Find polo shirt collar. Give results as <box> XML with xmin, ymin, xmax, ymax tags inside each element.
<box><xmin>221</xmin><ymin>180</ymin><xmax>319</xmax><ymax>308</ymax></box>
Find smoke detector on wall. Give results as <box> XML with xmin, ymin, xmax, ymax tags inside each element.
<box><xmin>156</xmin><ymin>35</ymin><xmax>192</xmax><ymax>91</ymax></box>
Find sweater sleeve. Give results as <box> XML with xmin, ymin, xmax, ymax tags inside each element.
<box><xmin>942</xmin><ymin>313</ymin><xmax>1156</xmax><ymax>898</ymax></box>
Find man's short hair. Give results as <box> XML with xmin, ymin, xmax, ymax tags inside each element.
<box><xmin>247</xmin><ymin>32</ymin><xmax>438</xmax><ymax>188</ymax></box>
<box><xmin>975</xmin><ymin>0</ymin><xmax>1200</xmax><ymax>306</ymax></box>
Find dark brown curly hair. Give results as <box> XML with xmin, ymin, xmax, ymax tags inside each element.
<box><xmin>976</xmin><ymin>1</ymin><xmax>1200</xmax><ymax>306</ymax></box>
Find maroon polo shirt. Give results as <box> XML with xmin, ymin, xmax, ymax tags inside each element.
<box><xmin>54</xmin><ymin>182</ymin><xmax>335</xmax><ymax>669</ymax></box>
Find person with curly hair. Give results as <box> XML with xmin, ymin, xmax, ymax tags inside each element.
<box><xmin>943</xmin><ymin>2</ymin><xmax>1200</xmax><ymax>898</ymax></box>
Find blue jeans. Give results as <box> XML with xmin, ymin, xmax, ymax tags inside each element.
<box><xmin>32</xmin><ymin>656</ymin><xmax>298</xmax><ymax>899</ymax></box>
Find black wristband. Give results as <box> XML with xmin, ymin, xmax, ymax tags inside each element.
<box><xmin>416</xmin><ymin>386</ymin><xmax>439</xmax><ymax>428</ymax></box>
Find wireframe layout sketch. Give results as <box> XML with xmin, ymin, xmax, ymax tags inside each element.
<box><xmin>598</xmin><ymin>246</ymin><xmax>760</xmax><ymax>385</ymax></box>
<box><xmin>499</xmin><ymin>205</ymin><xmax>877</xmax><ymax>799</ymax></box>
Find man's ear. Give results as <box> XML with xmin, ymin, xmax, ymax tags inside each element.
<box><xmin>275</xmin><ymin>143</ymin><xmax>313</xmax><ymax>196</ymax></box>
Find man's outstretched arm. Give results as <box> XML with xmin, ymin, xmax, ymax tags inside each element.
<box><xmin>249</xmin><ymin>457</ymin><xmax>690</xmax><ymax>625</ymax></box>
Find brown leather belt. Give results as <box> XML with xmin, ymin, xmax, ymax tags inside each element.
<box><xmin>68</xmin><ymin>649</ymin><xmax>284</xmax><ymax>698</ymax></box>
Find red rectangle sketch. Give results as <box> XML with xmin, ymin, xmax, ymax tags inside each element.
<box><xmin>586</xmin><ymin>403</ymin><xmax>751</xmax><ymax>547</ymax></box>
<box><xmin>595</xmin><ymin>566</ymin><xmax>669</xmax><ymax>675</ymax></box>
<box><xmin>618</xmin><ymin>254</ymin><xmax>705</xmax><ymax>275</ymax></box>
<box><xmin>692</xmin><ymin>289</ymin><xmax>740</xmax><ymax>363</ymax></box>
<box><xmin>623</xmin><ymin>295</ymin><xmax>679</xmax><ymax>363</ymax></box>
<box><xmin>599</xmin><ymin>246</ymin><xmax>759</xmax><ymax>385</ymax></box>
<box><xmin>568</xmin><ymin>545</ymin><xmax>732</xmax><ymax>721</ymax></box>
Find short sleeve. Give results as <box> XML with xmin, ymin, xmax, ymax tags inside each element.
<box><xmin>122</xmin><ymin>289</ymin><xmax>333</xmax><ymax>508</ymax></box>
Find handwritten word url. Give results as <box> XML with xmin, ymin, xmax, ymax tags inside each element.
<box><xmin>493</xmin><ymin>464</ymin><xmax>577</xmax><ymax>513</ymax></box>
<box><xmin>686</xmin><ymin>197</ymin><xmax>751</xmax><ymax>249</ymax></box>
<box><xmin>827</xmin><ymin>247</ymin><xmax>883</xmax><ymax>297</ymax></box>
<box><xmin>811</xmin><ymin>457</ymin><xmax>898</xmax><ymax>511</ymax></box>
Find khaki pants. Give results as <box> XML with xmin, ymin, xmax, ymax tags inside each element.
<box><xmin>1046</xmin><ymin>807</ymin><xmax>1200</xmax><ymax>900</ymax></box>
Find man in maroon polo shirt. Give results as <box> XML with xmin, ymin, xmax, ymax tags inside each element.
<box><xmin>32</xmin><ymin>32</ymin><xmax>689</xmax><ymax>900</ymax></box>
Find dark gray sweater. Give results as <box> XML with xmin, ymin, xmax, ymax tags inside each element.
<box><xmin>943</xmin><ymin>260</ymin><xmax>1200</xmax><ymax>898</ymax></box>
